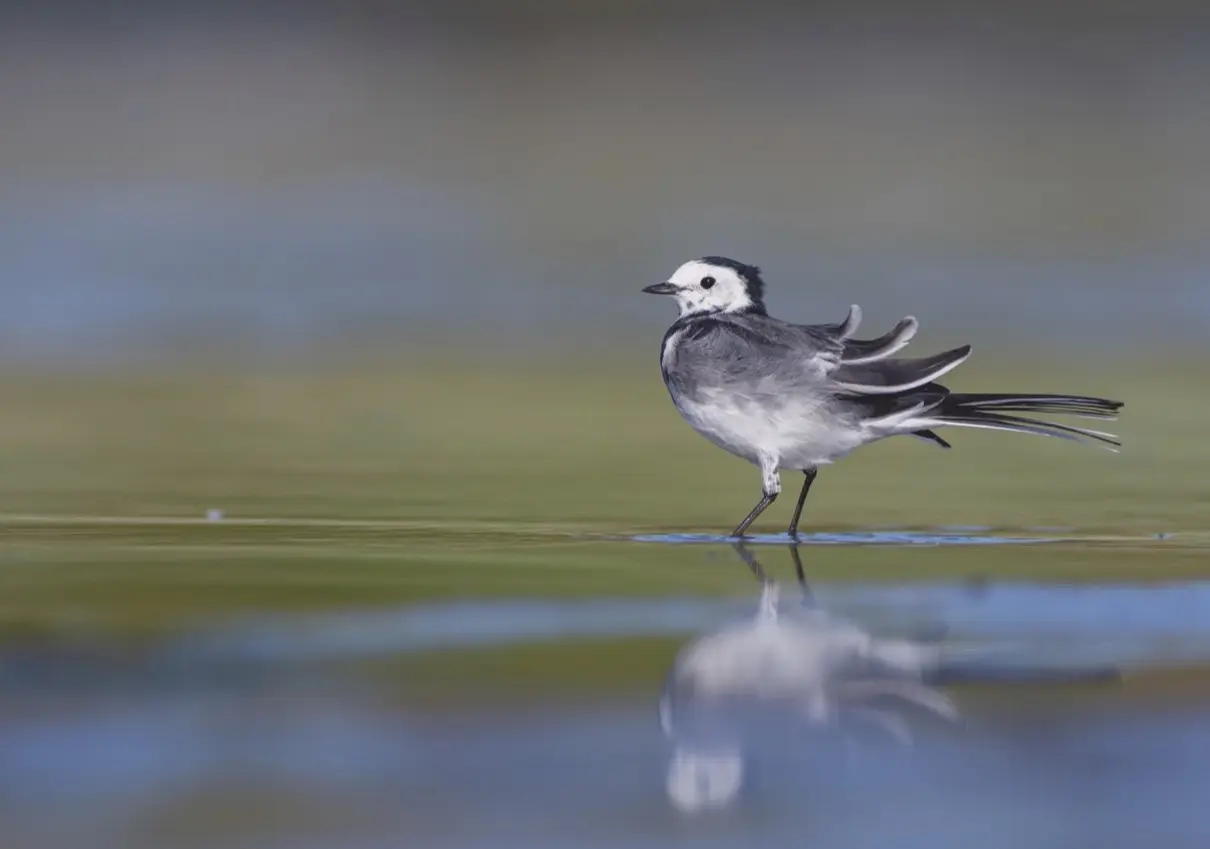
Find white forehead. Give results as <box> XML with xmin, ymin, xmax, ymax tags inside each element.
<box><xmin>668</xmin><ymin>260</ymin><xmax>745</xmax><ymax>286</ymax></box>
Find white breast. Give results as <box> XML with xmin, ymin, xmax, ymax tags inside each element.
<box><xmin>671</xmin><ymin>386</ymin><xmax>865</xmax><ymax>470</ymax></box>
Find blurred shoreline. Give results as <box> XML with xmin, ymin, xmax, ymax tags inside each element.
<box><xmin>2</xmin><ymin>5</ymin><xmax>1208</xmax><ymax>366</ymax></box>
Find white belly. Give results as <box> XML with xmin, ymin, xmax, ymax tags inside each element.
<box><xmin>673</xmin><ymin>387</ymin><xmax>865</xmax><ymax>470</ymax></box>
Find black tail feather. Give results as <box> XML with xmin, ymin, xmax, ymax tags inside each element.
<box><xmin>948</xmin><ymin>393</ymin><xmax>1123</xmax><ymax>420</ymax></box>
<box><xmin>912</xmin><ymin>428</ymin><xmax>952</xmax><ymax>449</ymax></box>
<box><xmin>933</xmin><ymin>392</ymin><xmax>1123</xmax><ymax>449</ymax></box>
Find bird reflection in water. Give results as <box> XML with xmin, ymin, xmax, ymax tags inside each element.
<box><xmin>658</xmin><ymin>543</ymin><xmax>1119</xmax><ymax>813</ymax></box>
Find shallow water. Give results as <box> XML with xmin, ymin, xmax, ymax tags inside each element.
<box><xmin>630</xmin><ymin>528</ymin><xmax>1189</xmax><ymax>546</ymax></box>
<box><xmin>631</xmin><ymin>528</ymin><xmax>1062</xmax><ymax>545</ymax></box>
<box><xmin>2</xmin><ymin>532</ymin><xmax>1210</xmax><ymax>849</ymax></box>
<box><xmin>157</xmin><ymin>578</ymin><xmax>1210</xmax><ymax>670</ymax></box>
<box><xmin>3</xmin><ymin>696</ymin><xmax>1209</xmax><ymax>849</ymax></box>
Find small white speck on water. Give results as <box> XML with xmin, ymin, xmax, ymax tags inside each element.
<box><xmin>206</xmin><ymin>509</ymin><xmax>225</xmax><ymax>522</ymax></box>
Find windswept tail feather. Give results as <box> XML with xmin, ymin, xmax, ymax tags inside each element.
<box><xmin>944</xmin><ymin>393</ymin><xmax>1121</xmax><ymax>420</ymax></box>
<box><xmin>912</xmin><ymin>392</ymin><xmax>1124</xmax><ymax>450</ymax></box>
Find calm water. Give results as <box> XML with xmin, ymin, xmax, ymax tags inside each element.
<box><xmin>4</xmin><ymin>698</ymin><xmax>1208</xmax><ymax>849</ymax></box>
<box><xmin>2</xmin><ymin>533</ymin><xmax>1209</xmax><ymax>849</ymax></box>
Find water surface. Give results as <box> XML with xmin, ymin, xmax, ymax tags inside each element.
<box><xmin>2</xmin><ymin>530</ymin><xmax>1208</xmax><ymax>849</ymax></box>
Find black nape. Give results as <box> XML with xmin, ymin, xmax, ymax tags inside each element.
<box><xmin>698</xmin><ymin>255</ymin><xmax>766</xmax><ymax>312</ymax></box>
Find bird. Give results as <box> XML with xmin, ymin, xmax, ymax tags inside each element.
<box><xmin>642</xmin><ymin>256</ymin><xmax>1125</xmax><ymax>538</ymax></box>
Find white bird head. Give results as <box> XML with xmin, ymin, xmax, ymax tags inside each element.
<box><xmin>643</xmin><ymin>256</ymin><xmax>767</xmax><ymax>317</ymax></box>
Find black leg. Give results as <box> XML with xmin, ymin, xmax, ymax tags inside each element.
<box><xmin>786</xmin><ymin>468</ymin><xmax>818</xmax><ymax>538</ymax></box>
<box><xmin>730</xmin><ymin>492</ymin><xmax>778</xmax><ymax>538</ymax></box>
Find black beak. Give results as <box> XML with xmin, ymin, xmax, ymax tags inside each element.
<box><xmin>642</xmin><ymin>282</ymin><xmax>678</xmax><ymax>295</ymax></box>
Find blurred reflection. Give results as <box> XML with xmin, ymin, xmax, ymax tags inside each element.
<box><xmin>658</xmin><ymin>543</ymin><xmax>1120</xmax><ymax>813</ymax></box>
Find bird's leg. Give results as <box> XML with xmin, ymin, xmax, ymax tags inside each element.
<box><xmin>786</xmin><ymin>468</ymin><xmax>818</xmax><ymax>539</ymax></box>
<box><xmin>730</xmin><ymin>495</ymin><xmax>777</xmax><ymax>538</ymax></box>
<box><xmin>730</xmin><ymin>461</ymin><xmax>780</xmax><ymax>538</ymax></box>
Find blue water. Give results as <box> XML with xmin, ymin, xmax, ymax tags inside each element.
<box><xmin>4</xmin><ymin>568</ymin><xmax>1210</xmax><ymax>848</ymax></box>
<box><xmin>151</xmin><ymin>580</ymin><xmax>1210</xmax><ymax>671</ymax></box>
<box><xmin>1</xmin><ymin>696</ymin><xmax>1207</xmax><ymax>849</ymax></box>
<box><xmin>630</xmin><ymin>529</ymin><xmax>1059</xmax><ymax>546</ymax></box>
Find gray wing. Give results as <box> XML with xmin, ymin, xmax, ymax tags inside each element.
<box><xmin>794</xmin><ymin>305</ymin><xmax>920</xmax><ymax>364</ymax></box>
<box><xmin>839</xmin><ymin>316</ymin><xmax>919</xmax><ymax>363</ymax></box>
<box><xmin>667</xmin><ymin>315</ymin><xmax>844</xmax><ymax>395</ymax></box>
<box><xmin>829</xmin><ymin>344</ymin><xmax>973</xmax><ymax>394</ymax></box>
<box><xmin>805</xmin><ymin>304</ymin><xmax>863</xmax><ymax>339</ymax></box>
<box><xmin>668</xmin><ymin>314</ymin><xmax>971</xmax><ymax>400</ymax></box>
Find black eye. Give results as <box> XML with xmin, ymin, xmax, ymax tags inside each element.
<box><xmin>700</xmin><ymin>276</ymin><xmax>716</xmax><ymax>289</ymax></box>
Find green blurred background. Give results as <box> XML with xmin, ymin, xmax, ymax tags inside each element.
<box><xmin>2</xmin><ymin>0</ymin><xmax>1207</xmax><ymax>601</ymax></box>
